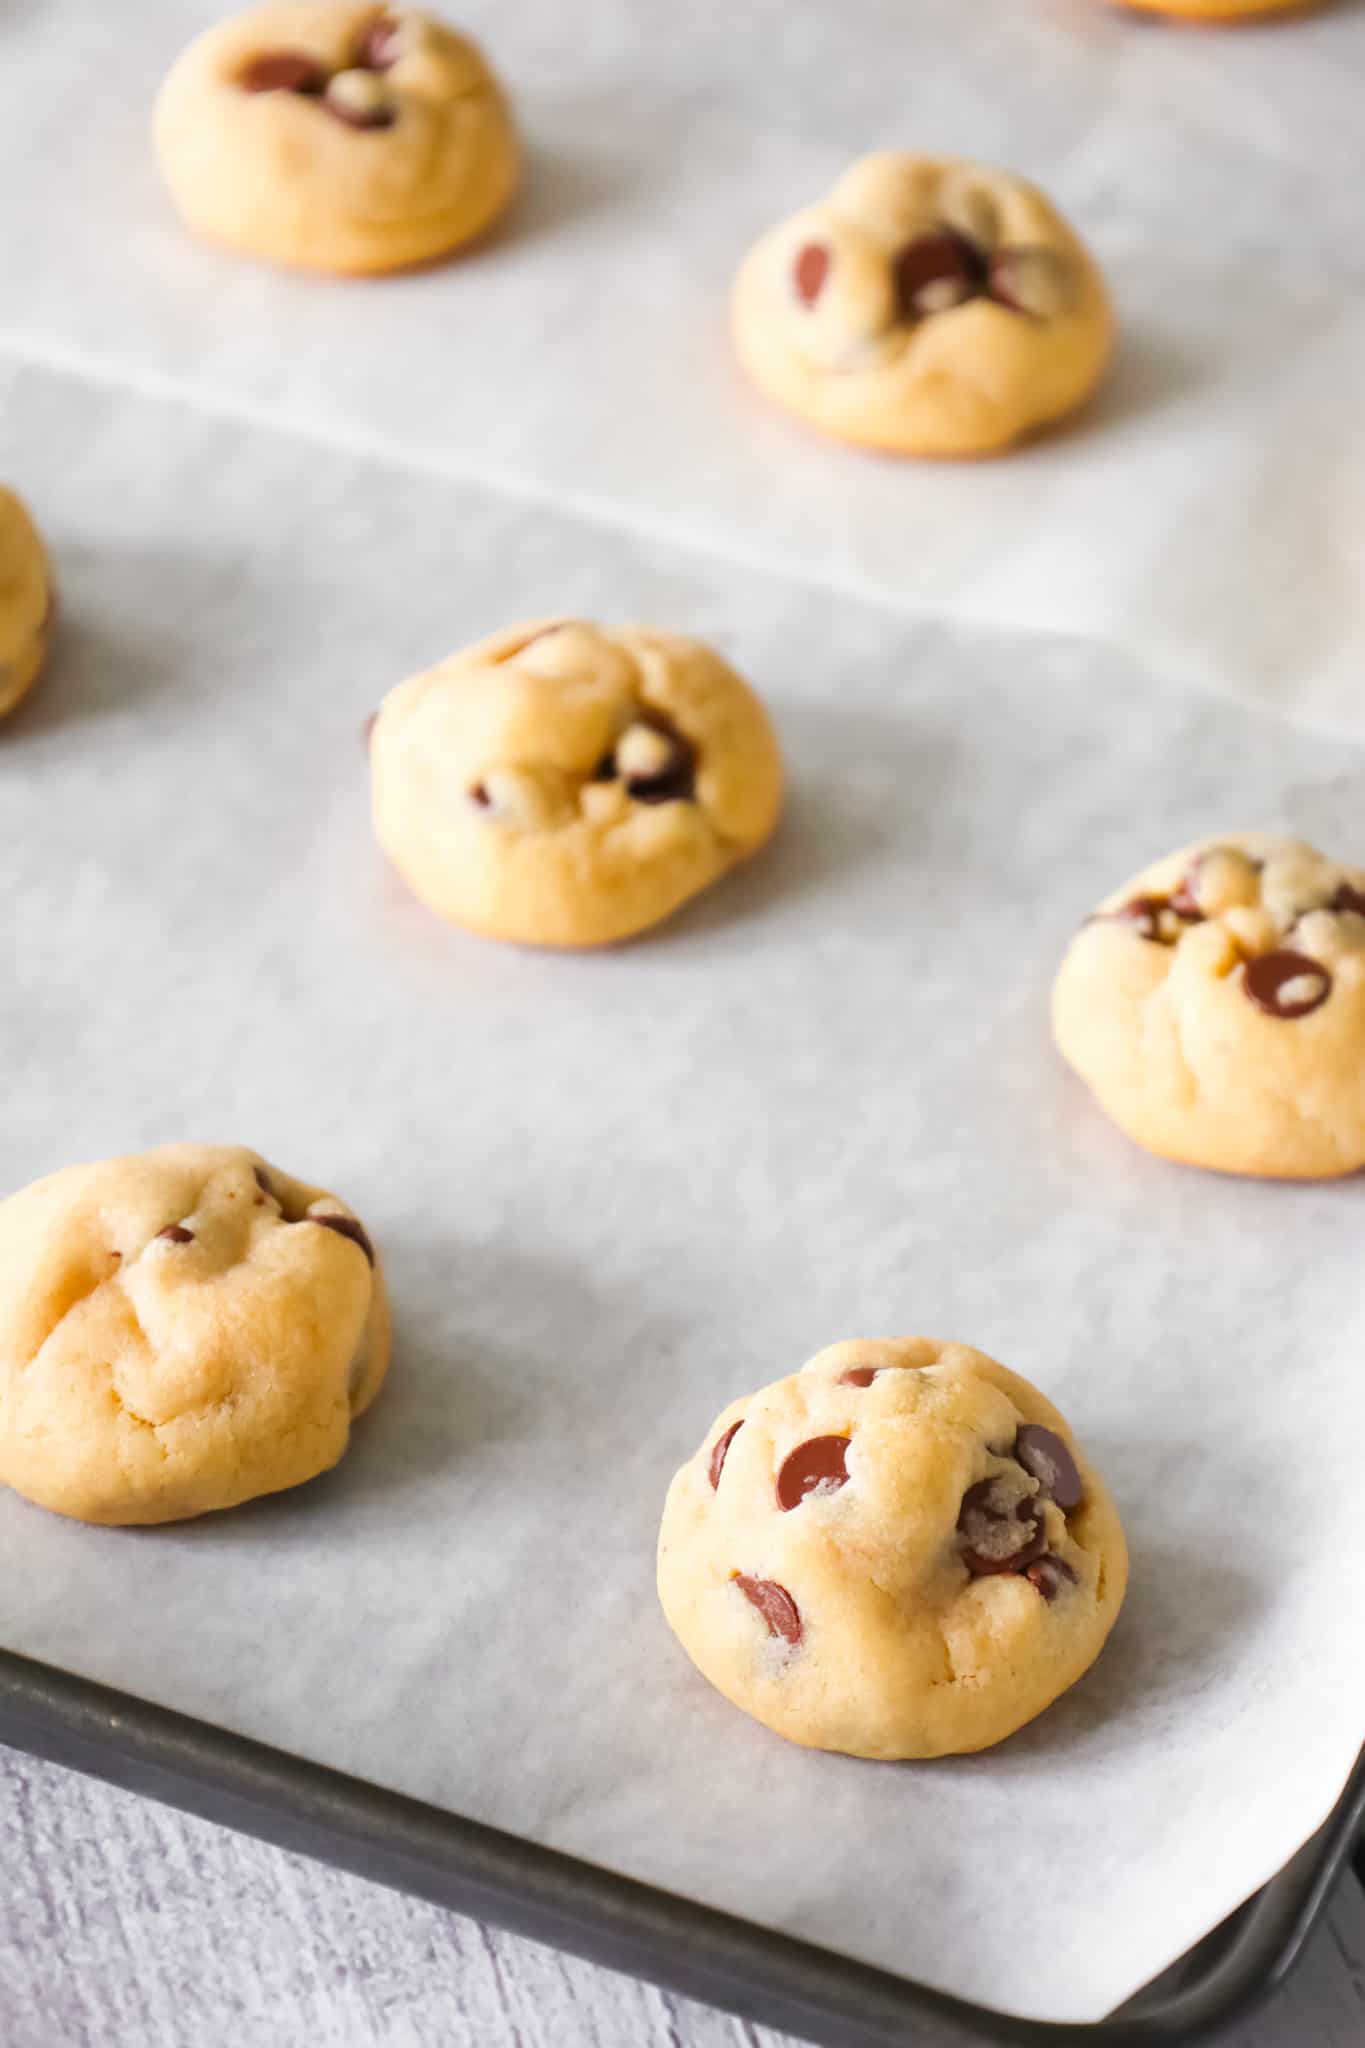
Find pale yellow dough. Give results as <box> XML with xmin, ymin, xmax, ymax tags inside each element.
<box><xmin>154</xmin><ymin>4</ymin><xmax>519</xmax><ymax>275</ymax></box>
<box><xmin>0</xmin><ymin>1144</ymin><xmax>390</xmax><ymax>1525</ymax></box>
<box><xmin>658</xmin><ymin>1339</ymin><xmax>1127</xmax><ymax>1760</ymax></box>
<box><xmin>0</xmin><ymin>488</ymin><xmax>53</xmax><ymax>720</ymax></box>
<box><xmin>732</xmin><ymin>152</ymin><xmax>1113</xmax><ymax>458</ymax></box>
<box><xmin>370</xmin><ymin>618</ymin><xmax>784</xmax><ymax>948</ymax></box>
<box><xmin>1053</xmin><ymin>833</ymin><xmax>1365</xmax><ymax>1179</ymax></box>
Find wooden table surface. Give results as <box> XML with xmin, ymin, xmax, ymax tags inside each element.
<box><xmin>2</xmin><ymin>1744</ymin><xmax>1362</xmax><ymax>2048</ymax></box>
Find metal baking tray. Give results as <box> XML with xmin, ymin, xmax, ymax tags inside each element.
<box><xmin>1</xmin><ymin>1647</ymin><xmax>1360</xmax><ymax>2046</ymax></box>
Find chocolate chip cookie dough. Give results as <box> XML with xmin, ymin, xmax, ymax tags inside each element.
<box><xmin>154</xmin><ymin>4</ymin><xmax>519</xmax><ymax>274</ymax></box>
<box><xmin>658</xmin><ymin>1338</ymin><xmax>1127</xmax><ymax>1759</ymax></box>
<box><xmin>370</xmin><ymin>618</ymin><xmax>784</xmax><ymax>947</ymax></box>
<box><xmin>1053</xmin><ymin>834</ymin><xmax>1365</xmax><ymax>1179</ymax></box>
<box><xmin>0</xmin><ymin>1145</ymin><xmax>390</xmax><ymax>1524</ymax></box>
<box><xmin>732</xmin><ymin>152</ymin><xmax>1112</xmax><ymax>457</ymax></box>
<box><xmin>0</xmin><ymin>488</ymin><xmax>53</xmax><ymax>721</ymax></box>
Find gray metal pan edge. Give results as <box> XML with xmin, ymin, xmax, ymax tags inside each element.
<box><xmin>0</xmin><ymin>1648</ymin><xmax>1359</xmax><ymax>2048</ymax></box>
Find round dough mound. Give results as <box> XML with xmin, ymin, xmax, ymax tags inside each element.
<box><xmin>0</xmin><ymin>1144</ymin><xmax>390</xmax><ymax>1525</ymax></box>
<box><xmin>1053</xmin><ymin>833</ymin><xmax>1365</xmax><ymax>1179</ymax></box>
<box><xmin>657</xmin><ymin>1338</ymin><xmax>1127</xmax><ymax>1760</ymax></box>
<box><xmin>153</xmin><ymin>4</ymin><xmax>519</xmax><ymax>275</ymax></box>
<box><xmin>732</xmin><ymin>151</ymin><xmax>1112</xmax><ymax>458</ymax></box>
<box><xmin>370</xmin><ymin>618</ymin><xmax>784</xmax><ymax>948</ymax></box>
<box><xmin>0</xmin><ymin>487</ymin><xmax>53</xmax><ymax>720</ymax></box>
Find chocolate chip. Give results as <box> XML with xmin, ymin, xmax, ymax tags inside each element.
<box><xmin>1013</xmin><ymin>1425</ymin><xmax>1083</xmax><ymax>1513</ymax></box>
<box><xmin>310</xmin><ymin>1214</ymin><xmax>375</xmax><ymax>1265</ymax></box>
<box><xmin>892</xmin><ymin>228</ymin><xmax>986</xmax><ymax>321</ymax></box>
<box><xmin>840</xmin><ymin>1366</ymin><xmax>877</xmax><ymax>1388</ymax></box>
<box><xmin>1329</xmin><ymin>882</ymin><xmax>1365</xmax><ymax>919</ymax></box>
<box><xmin>1242</xmin><ymin>949</ymin><xmax>1332</xmax><ymax>1020</ymax></box>
<box><xmin>734</xmin><ymin>1574</ymin><xmax>802</xmax><ymax>1646</ymax></box>
<box><xmin>357</xmin><ymin>13</ymin><xmax>401</xmax><ymax>68</ymax></box>
<box><xmin>794</xmin><ymin>241</ymin><xmax>830</xmax><ymax>306</ymax></box>
<box><xmin>156</xmin><ymin>1224</ymin><xmax>194</xmax><ymax>1245</ymax></box>
<box><xmin>469</xmin><ymin>783</ymin><xmax>493</xmax><ymax>808</ymax></box>
<box><xmin>776</xmin><ymin>1435</ymin><xmax>850</xmax><ymax>1512</ymax></box>
<box><xmin>1024</xmin><ymin>1554</ymin><xmax>1079</xmax><ymax>1603</ymax></box>
<box><xmin>604</xmin><ymin>713</ymin><xmax>697</xmax><ymax>805</ymax></box>
<box><xmin>1168</xmin><ymin>864</ymin><xmax>1207</xmax><ymax>921</ymax></box>
<box><xmin>1114</xmin><ymin>894</ymin><xmax>1172</xmax><ymax>943</ymax></box>
<box><xmin>958</xmin><ymin>1479</ymin><xmax>1047</xmax><ymax>1578</ymax></box>
<box><xmin>240</xmin><ymin>52</ymin><xmax>329</xmax><ymax>95</ymax></box>
<box><xmin>708</xmin><ymin>1420</ymin><xmax>742</xmax><ymax>1491</ymax></box>
<box><xmin>253</xmin><ymin>1166</ymin><xmax>276</xmax><ymax>1201</ymax></box>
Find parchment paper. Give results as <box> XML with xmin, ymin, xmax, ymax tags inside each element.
<box><xmin>3</xmin><ymin>1</ymin><xmax>1365</xmax><ymax>734</ymax></box>
<box><xmin>1</xmin><ymin>355</ymin><xmax>1363</xmax><ymax>2024</ymax></box>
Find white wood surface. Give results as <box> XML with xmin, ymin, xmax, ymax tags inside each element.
<box><xmin>1</xmin><ymin>1745</ymin><xmax>1361</xmax><ymax>2048</ymax></box>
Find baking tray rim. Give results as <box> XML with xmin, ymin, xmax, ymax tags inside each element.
<box><xmin>0</xmin><ymin>1646</ymin><xmax>1360</xmax><ymax>2046</ymax></box>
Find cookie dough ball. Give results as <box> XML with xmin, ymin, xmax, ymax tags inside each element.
<box><xmin>732</xmin><ymin>152</ymin><xmax>1112</xmax><ymax>458</ymax></box>
<box><xmin>370</xmin><ymin>618</ymin><xmax>784</xmax><ymax>948</ymax></box>
<box><xmin>1053</xmin><ymin>834</ymin><xmax>1365</xmax><ymax>1179</ymax></box>
<box><xmin>0</xmin><ymin>1144</ymin><xmax>390</xmax><ymax>1525</ymax></box>
<box><xmin>657</xmin><ymin>1339</ymin><xmax>1127</xmax><ymax>1759</ymax></box>
<box><xmin>153</xmin><ymin>5</ymin><xmax>519</xmax><ymax>275</ymax></box>
<box><xmin>0</xmin><ymin>488</ymin><xmax>54</xmax><ymax>720</ymax></box>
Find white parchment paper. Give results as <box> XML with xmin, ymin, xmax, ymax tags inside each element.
<box><xmin>1</xmin><ymin>357</ymin><xmax>1363</xmax><ymax>2023</ymax></box>
<box><xmin>3</xmin><ymin>1</ymin><xmax>1365</xmax><ymax>733</ymax></box>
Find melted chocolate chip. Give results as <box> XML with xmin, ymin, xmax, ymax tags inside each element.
<box><xmin>310</xmin><ymin>1214</ymin><xmax>376</xmax><ymax>1265</ymax></box>
<box><xmin>776</xmin><ymin>1435</ymin><xmax>850</xmax><ymax>1512</ymax></box>
<box><xmin>1329</xmin><ymin>882</ymin><xmax>1365</xmax><ymax>919</ymax></box>
<box><xmin>253</xmin><ymin>1165</ymin><xmax>276</xmax><ymax>1201</ymax></box>
<box><xmin>240</xmin><ymin>51</ymin><xmax>328</xmax><ymax>95</ymax></box>
<box><xmin>794</xmin><ymin>241</ymin><xmax>830</xmax><ymax>306</ymax></box>
<box><xmin>1242</xmin><ymin>949</ymin><xmax>1332</xmax><ymax>1020</ymax></box>
<box><xmin>156</xmin><ymin>1224</ymin><xmax>194</xmax><ymax>1245</ymax></box>
<box><xmin>892</xmin><ymin>228</ymin><xmax>986</xmax><ymax>321</ymax></box>
<box><xmin>1013</xmin><ymin>1425</ymin><xmax>1083</xmax><ymax>1513</ymax></box>
<box><xmin>839</xmin><ymin>1366</ymin><xmax>878</xmax><ymax>1388</ymax></box>
<box><xmin>734</xmin><ymin>1574</ymin><xmax>802</xmax><ymax>1646</ymax></box>
<box><xmin>1024</xmin><ymin>1554</ymin><xmax>1079</xmax><ymax>1603</ymax></box>
<box><xmin>708</xmin><ymin>1420</ymin><xmax>742</xmax><ymax>1490</ymax></box>
<box><xmin>357</xmin><ymin>14</ymin><xmax>401</xmax><ymax>68</ymax></box>
<box><xmin>958</xmin><ymin>1479</ymin><xmax>1047</xmax><ymax>1578</ymax></box>
<box><xmin>1114</xmin><ymin>894</ymin><xmax>1173</xmax><ymax>943</ymax></box>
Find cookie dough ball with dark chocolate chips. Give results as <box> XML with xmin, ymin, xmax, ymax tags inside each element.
<box><xmin>370</xmin><ymin>618</ymin><xmax>784</xmax><ymax>947</ymax></box>
<box><xmin>1053</xmin><ymin>833</ymin><xmax>1365</xmax><ymax>1178</ymax></box>
<box><xmin>732</xmin><ymin>152</ymin><xmax>1112</xmax><ymax>457</ymax></box>
<box><xmin>0</xmin><ymin>1144</ymin><xmax>390</xmax><ymax>1524</ymax></box>
<box><xmin>658</xmin><ymin>1338</ymin><xmax>1127</xmax><ymax>1759</ymax></box>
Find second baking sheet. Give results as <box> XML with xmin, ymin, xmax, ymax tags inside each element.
<box><xmin>1</xmin><ymin>357</ymin><xmax>1362</xmax><ymax>2025</ymax></box>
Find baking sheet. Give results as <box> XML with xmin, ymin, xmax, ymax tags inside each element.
<box><xmin>2</xmin><ymin>356</ymin><xmax>1364</xmax><ymax>2024</ymax></box>
<box><xmin>3</xmin><ymin>0</ymin><xmax>1365</xmax><ymax>735</ymax></box>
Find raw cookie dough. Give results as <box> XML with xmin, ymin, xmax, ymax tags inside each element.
<box><xmin>0</xmin><ymin>488</ymin><xmax>53</xmax><ymax>720</ymax></box>
<box><xmin>731</xmin><ymin>152</ymin><xmax>1113</xmax><ymax>458</ymax></box>
<box><xmin>370</xmin><ymin>618</ymin><xmax>784</xmax><ymax>948</ymax></box>
<box><xmin>0</xmin><ymin>1144</ymin><xmax>390</xmax><ymax>1525</ymax></box>
<box><xmin>154</xmin><ymin>4</ymin><xmax>519</xmax><ymax>274</ymax></box>
<box><xmin>1053</xmin><ymin>833</ymin><xmax>1365</xmax><ymax>1179</ymax></box>
<box><xmin>657</xmin><ymin>1338</ymin><xmax>1127</xmax><ymax>1759</ymax></box>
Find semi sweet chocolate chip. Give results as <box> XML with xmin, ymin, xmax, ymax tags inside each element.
<box><xmin>240</xmin><ymin>51</ymin><xmax>328</xmax><ymax>94</ymax></box>
<box><xmin>1114</xmin><ymin>895</ymin><xmax>1172</xmax><ymax>943</ymax></box>
<box><xmin>840</xmin><ymin>1365</ymin><xmax>877</xmax><ymax>1388</ymax></box>
<box><xmin>156</xmin><ymin>1224</ymin><xmax>194</xmax><ymax>1245</ymax></box>
<box><xmin>310</xmin><ymin>1214</ymin><xmax>376</xmax><ymax>1265</ymax></box>
<box><xmin>794</xmin><ymin>241</ymin><xmax>831</xmax><ymax>306</ymax></box>
<box><xmin>893</xmin><ymin>228</ymin><xmax>985</xmax><ymax>320</ymax></box>
<box><xmin>621</xmin><ymin>716</ymin><xmax>696</xmax><ymax>805</ymax></box>
<box><xmin>708</xmin><ymin>1420</ymin><xmax>742</xmax><ymax>1491</ymax></box>
<box><xmin>1024</xmin><ymin>1554</ymin><xmax>1079</xmax><ymax>1603</ymax></box>
<box><xmin>958</xmin><ymin>1479</ymin><xmax>1046</xmax><ymax>1577</ymax></box>
<box><xmin>1014</xmin><ymin>1424</ymin><xmax>1083</xmax><ymax>1512</ymax></box>
<box><xmin>1168</xmin><ymin>864</ymin><xmax>1207</xmax><ymax>921</ymax></box>
<box><xmin>776</xmin><ymin>1435</ymin><xmax>850</xmax><ymax>1511</ymax></box>
<box><xmin>1329</xmin><ymin>882</ymin><xmax>1365</xmax><ymax>919</ymax></box>
<box><xmin>1242</xmin><ymin>949</ymin><xmax>1332</xmax><ymax>1020</ymax></box>
<box><xmin>734</xmin><ymin>1574</ymin><xmax>802</xmax><ymax>1646</ymax></box>
<box><xmin>468</xmin><ymin>783</ymin><xmax>493</xmax><ymax>808</ymax></box>
<box><xmin>357</xmin><ymin>14</ymin><xmax>401</xmax><ymax>68</ymax></box>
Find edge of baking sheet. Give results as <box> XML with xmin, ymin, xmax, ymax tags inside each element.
<box><xmin>0</xmin><ymin>1649</ymin><xmax>1359</xmax><ymax>2048</ymax></box>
